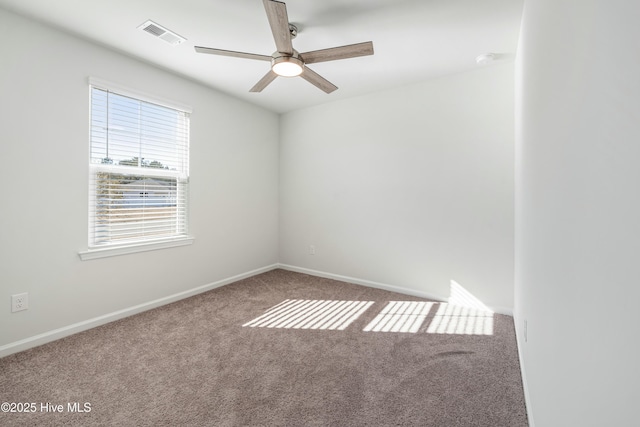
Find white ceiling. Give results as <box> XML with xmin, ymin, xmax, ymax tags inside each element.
<box><xmin>0</xmin><ymin>0</ymin><xmax>523</xmax><ymax>113</ymax></box>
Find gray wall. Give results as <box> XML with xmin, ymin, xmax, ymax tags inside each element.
<box><xmin>515</xmin><ymin>0</ymin><xmax>640</xmax><ymax>425</ymax></box>
<box><xmin>279</xmin><ymin>64</ymin><xmax>515</xmax><ymax>313</ymax></box>
<box><xmin>0</xmin><ymin>8</ymin><xmax>280</xmax><ymax>351</ymax></box>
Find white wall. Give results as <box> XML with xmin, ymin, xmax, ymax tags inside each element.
<box><xmin>280</xmin><ymin>64</ymin><xmax>515</xmax><ymax>312</ymax></box>
<box><xmin>0</xmin><ymin>9</ymin><xmax>279</xmax><ymax>351</ymax></box>
<box><xmin>515</xmin><ymin>1</ymin><xmax>640</xmax><ymax>425</ymax></box>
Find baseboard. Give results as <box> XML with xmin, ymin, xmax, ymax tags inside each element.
<box><xmin>514</xmin><ymin>314</ymin><xmax>535</xmax><ymax>427</ymax></box>
<box><xmin>0</xmin><ymin>264</ymin><xmax>279</xmax><ymax>359</ymax></box>
<box><xmin>278</xmin><ymin>263</ymin><xmax>444</xmax><ymax>301</ymax></box>
<box><xmin>277</xmin><ymin>264</ymin><xmax>513</xmax><ymax>316</ymax></box>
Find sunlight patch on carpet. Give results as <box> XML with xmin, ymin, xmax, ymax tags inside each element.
<box><xmin>426</xmin><ymin>303</ymin><xmax>494</xmax><ymax>335</ymax></box>
<box><xmin>363</xmin><ymin>301</ymin><xmax>434</xmax><ymax>333</ymax></box>
<box><xmin>243</xmin><ymin>299</ymin><xmax>374</xmax><ymax>330</ymax></box>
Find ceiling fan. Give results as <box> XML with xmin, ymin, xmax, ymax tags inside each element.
<box><xmin>194</xmin><ymin>0</ymin><xmax>374</xmax><ymax>94</ymax></box>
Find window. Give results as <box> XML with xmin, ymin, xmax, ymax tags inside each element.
<box><xmin>83</xmin><ymin>79</ymin><xmax>191</xmax><ymax>259</ymax></box>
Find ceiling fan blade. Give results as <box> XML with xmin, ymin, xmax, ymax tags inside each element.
<box><xmin>195</xmin><ymin>46</ymin><xmax>272</xmax><ymax>61</ymax></box>
<box><xmin>300</xmin><ymin>41</ymin><xmax>374</xmax><ymax>64</ymax></box>
<box><xmin>300</xmin><ymin>67</ymin><xmax>338</xmax><ymax>94</ymax></box>
<box><xmin>250</xmin><ymin>70</ymin><xmax>278</xmax><ymax>92</ymax></box>
<box><xmin>263</xmin><ymin>0</ymin><xmax>293</xmax><ymax>55</ymax></box>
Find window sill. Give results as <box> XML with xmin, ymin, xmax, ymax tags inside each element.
<box><xmin>78</xmin><ymin>237</ymin><xmax>194</xmax><ymax>261</ymax></box>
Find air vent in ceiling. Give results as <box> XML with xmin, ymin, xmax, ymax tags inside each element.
<box><xmin>137</xmin><ymin>20</ymin><xmax>186</xmax><ymax>46</ymax></box>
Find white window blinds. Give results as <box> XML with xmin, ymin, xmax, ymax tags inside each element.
<box><xmin>88</xmin><ymin>84</ymin><xmax>190</xmax><ymax>248</ymax></box>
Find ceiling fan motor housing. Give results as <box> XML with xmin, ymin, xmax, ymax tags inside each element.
<box><xmin>288</xmin><ymin>23</ymin><xmax>298</xmax><ymax>39</ymax></box>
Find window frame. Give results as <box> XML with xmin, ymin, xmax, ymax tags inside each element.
<box><xmin>79</xmin><ymin>78</ymin><xmax>193</xmax><ymax>260</ymax></box>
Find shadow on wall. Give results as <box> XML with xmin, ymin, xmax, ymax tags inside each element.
<box><xmin>243</xmin><ymin>280</ymin><xmax>494</xmax><ymax>336</ymax></box>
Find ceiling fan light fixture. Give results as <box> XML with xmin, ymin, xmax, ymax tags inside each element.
<box><xmin>272</xmin><ymin>56</ymin><xmax>304</xmax><ymax>77</ymax></box>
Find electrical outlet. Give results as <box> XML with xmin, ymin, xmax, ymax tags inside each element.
<box><xmin>11</xmin><ymin>293</ymin><xmax>28</xmax><ymax>313</ymax></box>
<box><xmin>309</xmin><ymin>245</ymin><xmax>316</xmax><ymax>255</ymax></box>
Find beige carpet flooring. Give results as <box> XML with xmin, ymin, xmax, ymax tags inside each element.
<box><xmin>0</xmin><ymin>269</ymin><xmax>528</xmax><ymax>426</ymax></box>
